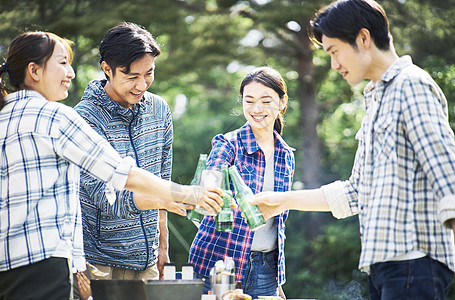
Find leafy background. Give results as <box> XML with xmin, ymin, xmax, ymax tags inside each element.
<box><xmin>1</xmin><ymin>0</ymin><xmax>455</xmax><ymax>298</ymax></box>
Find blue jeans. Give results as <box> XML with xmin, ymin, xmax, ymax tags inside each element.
<box><xmin>196</xmin><ymin>249</ymin><xmax>279</xmax><ymax>299</ymax></box>
<box><xmin>243</xmin><ymin>250</ymin><xmax>279</xmax><ymax>299</ymax></box>
<box><xmin>368</xmin><ymin>256</ymin><xmax>454</xmax><ymax>300</ymax></box>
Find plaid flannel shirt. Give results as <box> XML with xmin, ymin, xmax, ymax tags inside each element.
<box><xmin>322</xmin><ymin>56</ymin><xmax>455</xmax><ymax>273</ymax></box>
<box><xmin>0</xmin><ymin>90</ymin><xmax>133</xmax><ymax>272</ymax></box>
<box><xmin>189</xmin><ymin>123</ymin><xmax>295</xmax><ymax>286</ymax></box>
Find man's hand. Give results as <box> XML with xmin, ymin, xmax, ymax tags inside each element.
<box><xmin>158</xmin><ymin>210</ymin><xmax>169</xmax><ymax>279</ymax></box>
<box><xmin>76</xmin><ymin>272</ymin><xmax>92</xmax><ymax>300</ymax></box>
<box><xmin>157</xmin><ymin>245</ymin><xmax>170</xmax><ymax>279</ymax></box>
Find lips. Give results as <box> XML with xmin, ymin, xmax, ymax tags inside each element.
<box><xmin>61</xmin><ymin>81</ymin><xmax>71</xmax><ymax>90</ymax></box>
<box><xmin>251</xmin><ymin>115</ymin><xmax>267</xmax><ymax>122</ymax></box>
<box><xmin>131</xmin><ymin>91</ymin><xmax>143</xmax><ymax>97</ymax></box>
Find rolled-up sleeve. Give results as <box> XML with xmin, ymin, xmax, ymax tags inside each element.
<box><xmin>321</xmin><ymin>180</ymin><xmax>353</xmax><ymax>219</ymax></box>
<box><xmin>55</xmin><ymin>105</ymin><xmax>134</xmax><ymax>193</ymax></box>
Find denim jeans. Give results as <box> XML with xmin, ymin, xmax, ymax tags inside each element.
<box><xmin>243</xmin><ymin>250</ymin><xmax>279</xmax><ymax>299</ymax></box>
<box><xmin>368</xmin><ymin>256</ymin><xmax>454</xmax><ymax>300</ymax></box>
<box><xmin>196</xmin><ymin>249</ymin><xmax>279</xmax><ymax>299</ymax></box>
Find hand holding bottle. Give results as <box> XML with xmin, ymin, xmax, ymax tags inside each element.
<box><xmin>247</xmin><ymin>191</ymin><xmax>287</xmax><ymax>220</ymax></box>
<box><xmin>180</xmin><ymin>184</ymin><xmax>223</xmax><ymax>216</ymax></box>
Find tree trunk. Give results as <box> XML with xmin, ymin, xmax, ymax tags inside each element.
<box><xmin>297</xmin><ymin>26</ymin><xmax>320</xmax><ymax>189</ymax></box>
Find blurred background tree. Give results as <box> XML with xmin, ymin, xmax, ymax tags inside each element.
<box><xmin>1</xmin><ymin>0</ymin><xmax>455</xmax><ymax>298</ymax></box>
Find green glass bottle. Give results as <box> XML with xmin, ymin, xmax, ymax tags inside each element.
<box><xmin>186</xmin><ymin>154</ymin><xmax>206</xmax><ymax>225</ymax></box>
<box><xmin>228</xmin><ymin>165</ymin><xmax>266</xmax><ymax>231</ymax></box>
<box><xmin>216</xmin><ymin>165</ymin><xmax>234</xmax><ymax>232</ymax></box>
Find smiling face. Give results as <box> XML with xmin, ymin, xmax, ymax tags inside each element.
<box><xmin>36</xmin><ymin>41</ymin><xmax>75</xmax><ymax>101</ymax></box>
<box><xmin>322</xmin><ymin>34</ymin><xmax>371</xmax><ymax>86</ymax></box>
<box><xmin>242</xmin><ymin>81</ymin><xmax>286</xmax><ymax>135</ymax></box>
<box><xmin>102</xmin><ymin>54</ymin><xmax>155</xmax><ymax>109</ymax></box>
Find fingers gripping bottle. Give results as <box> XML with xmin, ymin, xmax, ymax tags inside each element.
<box><xmin>228</xmin><ymin>165</ymin><xmax>265</xmax><ymax>230</ymax></box>
<box><xmin>216</xmin><ymin>165</ymin><xmax>234</xmax><ymax>232</ymax></box>
<box><xmin>186</xmin><ymin>154</ymin><xmax>206</xmax><ymax>226</ymax></box>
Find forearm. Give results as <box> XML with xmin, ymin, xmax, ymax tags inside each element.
<box><xmin>285</xmin><ymin>189</ymin><xmax>330</xmax><ymax>212</ymax></box>
<box><xmin>125</xmin><ymin>167</ymin><xmax>191</xmax><ymax>203</ymax></box>
<box><xmin>158</xmin><ymin>210</ymin><xmax>169</xmax><ymax>253</ymax></box>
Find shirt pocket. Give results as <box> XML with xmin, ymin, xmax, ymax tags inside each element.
<box><xmin>238</xmin><ymin>162</ymin><xmax>257</xmax><ymax>188</ymax></box>
<box><xmin>373</xmin><ymin>114</ymin><xmax>396</xmax><ymax>159</ymax></box>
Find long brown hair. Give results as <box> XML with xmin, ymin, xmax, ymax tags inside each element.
<box><xmin>239</xmin><ymin>66</ymin><xmax>288</xmax><ymax>134</ymax></box>
<box><xmin>0</xmin><ymin>32</ymin><xmax>73</xmax><ymax>110</ymax></box>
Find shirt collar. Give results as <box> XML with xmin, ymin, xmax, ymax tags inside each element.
<box><xmin>381</xmin><ymin>55</ymin><xmax>413</xmax><ymax>83</ymax></box>
<box><xmin>364</xmin><ymin>55</ymin><xmax>413</xmax><ymax>105</ymax></box>
<box><xmin>4</xmin><ymin>89</ymin><xmax>47</xmax><ymax>105</ymax></box>
<box><xmin>238</xmin><ymin>122</ymin><xmax>295</xmax><ymax>154</ymax></box>
<box><xmin>82</xmin><ymin>79</ymin><xmax>143</xmax><ymax>119</ymax></box>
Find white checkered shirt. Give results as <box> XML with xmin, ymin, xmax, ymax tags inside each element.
<box><xmin>322</xmin><ymin>56</ymin><xmax>455</xmax><ymax>274</ymax></box>
<box><xmin>0</xmin><ymin>90</ymin><xmax>134</xmax><ymax>272</ymax></box>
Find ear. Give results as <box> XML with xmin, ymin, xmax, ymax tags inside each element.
<box><xmin>101</xmin><ymin>61</ymin><xmax>113</xmax><ymax>79</ymax></box>
<box><xmin>357</xmin><ymin>28</ymin><xmax>372</xmax><ymax>49</ymax></box>
<box><xmin>27</xmin><ymin>62</ymin><xmax>42</xmax><ymax>82</ymax></box>
<box><xmin>280</xmin><ymin>94</ymin><xmax>288</xmax><ymax>111</ymax></box>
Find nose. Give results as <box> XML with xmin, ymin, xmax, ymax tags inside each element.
<box><xmin>331</xmin><ymin>57</ymin><xmax>340</xmax><ymax>70</ymax></box>
<box><xmin>136</xmin><ymin>77</ymin><xmax>150</xmax><ymax>91</ymax></box>
<box><xmin>252</xmin><ymin>101</ymin><xmax>263</xmax><ymax>113</ymax></box>
<box><xmin>67</xmin><ymin>65</ymin><xmax>75</xmax><ymax>79</ymax></box>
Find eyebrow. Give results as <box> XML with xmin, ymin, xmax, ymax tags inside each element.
<box><xmin>123</xmin><ymin>66</ymin><xmax>155</xmax><ymax>76</ymax></box>
<box><xmin>244</xmin><ymin>93</ymin><xmax>273</xmax><ymax>99</ymax></box>
<box><xmin>325</xmin><ymin>45</ymin><xmax>334</xmax><ymax>53</ymax></box>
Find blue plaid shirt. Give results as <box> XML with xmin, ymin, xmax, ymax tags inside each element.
<box><xmin>0</xmin><ymin>90</ymin><xmax>134</xmax><ymax>272</ymax></box>
<box><xmin>322</xmin><ymin>56</ymin><xmax>455</xmax><ymax>273</ymax></box>
<box><xmin>189</xmin><ymin>123</ymin><xmax>295</xmax><ymax>286</ymax></box>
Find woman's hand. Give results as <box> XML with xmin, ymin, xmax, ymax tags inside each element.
<box><xmin>181</xmin><ymin>185</ymin><xmax>223</xmax><ymax>215</ymax></box>
<box><xmin>135</xmin><ymin>193</ymin><xmax>194</xmax><ymax>216</ymax></box>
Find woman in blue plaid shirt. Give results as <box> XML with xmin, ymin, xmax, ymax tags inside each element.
<box><xmin>0</xmin><ymin>32</ymin><xmax>222</xmax><ymax>300</ymax></box>
<box><xmin>189</xmin><ymin>67</ymin><xmax>295</xmax><ymax>299</ymax></box>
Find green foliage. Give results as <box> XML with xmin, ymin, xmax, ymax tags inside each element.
<box><xmin>2</xmin><ymin>0</ymin><xmax>455</xmax><ymax>298</ymax></box>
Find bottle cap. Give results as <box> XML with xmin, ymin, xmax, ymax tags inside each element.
<box><xmin>235</xmin><ymin>281</ymin><xmax>242</xmax><ymax>290</ymax></box>
<box><xmin>163</xmin><ymin>262</ymin><xmax>176</xmax><ymax>280</ymax></box>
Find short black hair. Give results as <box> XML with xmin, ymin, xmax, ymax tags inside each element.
<box><xmin>309</xmin><ymin>0</ymin><xmax>390</xmax><ymax>50</ymax></box>
<box><xmin>99</xmin><ymin>22</ymin><xmax>161</xmax><ymax>79</ymax></box>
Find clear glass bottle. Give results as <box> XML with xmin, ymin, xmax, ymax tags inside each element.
<box><xmin>186</xmin><ymin>154</ymin><xmax>207</xmax><ymax>225</ymax></box>
<box><xmin>216</xmin><ymin>165</ymin><xmax>234</xmax><ymax>232</ymax></box>
<box><xmin>228</xmin><ymin>165</ymin><xmax>265</xmax><ymax>231</ymax></box>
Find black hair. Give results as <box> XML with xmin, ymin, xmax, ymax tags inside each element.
<box><xmin>99</xmin><ymin>22</ymin><xmax>161</xmax><ymax>79</ymax></box>
<box><xmin>309</xmin><ymin>0</ymin><xmax>390</xmax><ymax>50</ymax></box>
<box><xmin>240</xmin><ymin>66</ymin><xmax>288</xmax><ymax>135</ymax></box>
<box><xmin>0</xmin><ymin>32</ymin><xmax>73</xmax><ymax>110</ymax></box>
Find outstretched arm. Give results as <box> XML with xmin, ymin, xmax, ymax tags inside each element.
<box><xmin>249</xmin><ymin>189</ymin><xmax>330</xmax><ymax>220</ymax></box>
<box><xmin>125</xmin><ymin>167</ymin><xmax>223</xmax><ymax>215</ymax></box>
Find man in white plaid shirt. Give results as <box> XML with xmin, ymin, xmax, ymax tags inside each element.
<box><xmin>250</xmin><ymin>0</ymin><xmax>455</xmax><ymax>299</ymax></box>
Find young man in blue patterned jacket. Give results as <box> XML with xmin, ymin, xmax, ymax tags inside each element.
<box><xmin>74</xmin><ymin>22</ymin><xmax>173</xmax><ymax>285</ymax></box>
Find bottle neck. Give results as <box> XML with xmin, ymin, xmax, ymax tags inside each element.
<box><xmin>191</xmin><ymin>157</ymin><xmax>207</xmax><ymax>185</ymax></box>
<box><xmin>229</xmin><ymin>166</ymin><xmax>246</xmax><ymax>192</ymax></box>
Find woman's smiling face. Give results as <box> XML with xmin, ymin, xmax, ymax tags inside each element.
<box><xmin>242</xmin><ymin>81</ymin><xmax>284</xmax><ymax>135</ymax></box>
<box><xmin>37</xmin><ymin>41</ymin><xmax>75</xmax><ymax>101</ymax></box>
